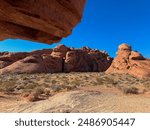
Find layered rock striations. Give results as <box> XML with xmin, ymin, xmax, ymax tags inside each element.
<box><xmin>0</xmin><ymin>0</ymin><xmax>86</xmax><ymax>44</ymax></box>
<box><xmin>106</xmin><ymin>43</ymin><xmax>150</xmax><ymax>78</ymax></box>
<box><xmin>0</xmin><ymin>44</ymin><xmax>112</xmax><ymax>74</ymax></box>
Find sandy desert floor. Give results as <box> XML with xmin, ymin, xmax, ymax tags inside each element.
<box><xmin>0</xmin><ymin>73</ymin><xmax>150</xmax><ymax>113</ymax></box>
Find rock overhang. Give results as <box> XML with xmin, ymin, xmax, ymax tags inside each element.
<box><xmin>0</xmin><ymin>0</ymin><xmax>86</xmax><ymax>44</ymax></box>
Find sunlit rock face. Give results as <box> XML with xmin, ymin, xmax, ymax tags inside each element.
<box><xmin>0</xmin><ymin>0</ymin><xmax>86</xmax><ymax>44</ymax></box>
<box><xmin>0</xmin><ymin>44</ymin><xmax>113</xmax><ymax>74</ymax></box>
<box><xmin>106</xmin><ymin>43</ymin><xmax>150</xmax><ymax>78</ymax></box>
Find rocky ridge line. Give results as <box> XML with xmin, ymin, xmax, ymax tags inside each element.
<box><xmin>0</xmin><ymin>44</ymin><xmax>113</xmax><ymax>74</ymax></box>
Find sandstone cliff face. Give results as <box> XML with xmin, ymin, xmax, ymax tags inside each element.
<box><xmin>0</xmin><ymin>0</ymin><xmax>86</xmax><ymax>44</ymax></box>
<box><xmin>64</xmin><ymin>48</ymin><xmax>112</xmax><ymax>72</ymax></box>
<box><xmin>106</xmin><ymin>43</ymin><xmax>150</xmax><ymax>78</ymax></box>
<box><xmin>0</xmin><ymin>44</ymin><xmax>112</xmax><ymax>74</ymax></box>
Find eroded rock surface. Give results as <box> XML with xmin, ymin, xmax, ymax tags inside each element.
<box><xmin>0</xmin><ymin>44</ymin><xmax>112</xmax><ymax>74</ymax></box>
<box><xmin>106</xmin><ymin>43</ymin><xmax>150</xmax><ymax>78</ymax></box>
<box><xmin>64</xmin><ymin>49</ymin><xmax>112</xmax><ymax>72</ymax></box>
<box><xmin>0</xmin><ymin>0</ymin><xmax>86</xmax><ymax>44</ymax></box>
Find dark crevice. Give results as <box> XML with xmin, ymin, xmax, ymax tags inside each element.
<box><xmin>62</xmin><ymin>58</ymin><xmax>65</xmax><ymax>72</ymax></box>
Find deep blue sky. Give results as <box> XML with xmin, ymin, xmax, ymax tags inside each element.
<box><xmin>0</xmin><ymin>0</ymin><xmax>150</xmax><ymax>58</ymax></box>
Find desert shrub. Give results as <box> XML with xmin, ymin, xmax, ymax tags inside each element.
<box><xmin>34</xmin><ymin>87</ymin><xmax>44</xmax><ymax>95</ymax></box>
<box><xmin>21</xmin><ymin>88</ymin><xmax>32</xmax><ymax>94</ymax></box>
<box><xmin>0</xmin><ymin>81</ymin><xmax>16</xmax><ymax>94</ymax></box>
<box><xmin>95</xmin><ymin>77</ymin><xmax>104</xmax><ymax>85</ymax></box>
<box><xmin>43</xmin><ymin>78</ymin><xmax>51</xmax><ymax>83</ymax></box>
<box><xmin>44</xmin><ymin>89</ymin><xmax>51</xmax><ymax>96</ymax></box>
<box><xmin>61</xmin><ymin>79</ymin><xmax>69</xmax><ymax>85</ymax></box>
<box><xmin>3</xmin><ymin>86</ymin><xmax>15</xmax><ymax>94</ymax></box>
<box><xmin>104</xmin><ymin>78</ymin><xmax>117</xmax><ymax>85</ymax></box>
<box><xmin>122</xmin><ymin>87</ymin><xmax>139</xmax><ymax>94</ymax></box>
<box><xmin>50</xmin><ymin>86</ymin><xmax>62</xmax><ymax>92</ymax></box>
<box><xmin>143</xmin><ymin>81</ymin><xmax>150</xmax><ymax>89</ymax></box>
<box><xmin>83</xmin><ymin>75</ymin><xmax>89</xmax><ymax>80</ymax></box>
<box><xmin>51</xmin><ymin>80</ymin><xmax>57</xmax><ymax>85</ymax></box>
<box><xmin>95</xmin><ymin>76</ymin><xmax>118</xmax><ymax>87</ymax></box>
<box><xmin>70</xmin><ymin>80</ymin><xmax>81</xmax><ymax>86</ymax></box>
<box><xmin>22</xmin><ymin>77</ymin><xmax>29</xmax><ymax>81</ymax></box>
<box><xmin>41</xmin><ymin>83</ymin><xmax>51</xmax><ymax>88</ymax></box>
<box><xmin>25</xmin><ymin>83</ymin><xmax>38</xmax><ymax>89</ymax></box>
<box><xmin>63</xmin><ymin>85</ymin><xmax>77</xmax><ymax>91</ymax></box>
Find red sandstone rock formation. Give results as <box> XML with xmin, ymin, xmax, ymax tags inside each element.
<box><xmin>43</xmin><ymin>55</ymin><xmax>63</xmax><ymax>73</ymax></box>
<box><xmin>0</xmin><ymin>52</ymin><xmax>28</xmax><ymax>69</ymax></box>
<box><xmin>64</xmin><ymin>50</ymin><xmax>96</xmax><ymax>72</ymax></box>
<box><xmin>106</xmin><ymin>43</ymin><xmax>150</xmax><ymax>78</ymax></box>
<box><xmin>88</xmin><ymin>50</ymin><xmax>112</xmax><ymax>72</ymax></box>
<box><xmin>0</xmin><ymin>55</ymin><xmax>47</xmax><ymax>74</ymax></box>
<box><xmin>0</xmin><ymin>44</ymin><xmax>112</xmax><ymax>74</ymax></box>
<box><xmin>51</xmin><ymin>44</ymin><xmax>70</xmax><ymax>58</ymax></box>
<box><xmin>0</xmin><ymin>0</ymin><xmax>86</xmax><ymax>44</ymax></box>
<box><xmin>64</xmin><ymin>49</ymin><xmax>112</xmax><ymax>72</ymax></box>
<box><xmin>30</xmin><ymin>49</ymin><xmax>53</xmax><ymax>56</ymax></box>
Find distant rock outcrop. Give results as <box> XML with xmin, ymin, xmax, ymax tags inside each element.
<box><xmin>0</xmin><ymin>44</ymin><xmax>112</xmax><ymax>74</ymax></box>
<box><xmin>106</xmin><ymin>43</ymin><xmax>150</xmax><ymax>78</ymax></box>
<box><xmin>65</xmin><ymin>49</ymin><xmax>112</xmax><ymax>72</ymax></box>
<box><xmin>0</xmin><ymin>0</ymin><xmax>86</xmax><ymax>44</ymax></box>
<box><xmin>0</xmin><ymin>52</ymin><xmax>28</xmax><ymax>69</ymax></box>
<box><xmin>1</xmin><ymin>55</ymin><xmax>47</xmax><ymax>74</ymax></box>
